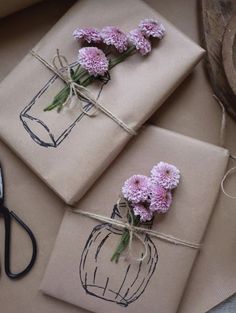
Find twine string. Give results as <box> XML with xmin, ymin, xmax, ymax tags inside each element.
<box><xmin>71</xmin><ymin>198</ymin><xmax>202</xmax><ymax>262</ymax></box>
<box><xmin>30</xmin><ymin>49</ymin><xmax>137</xmax><ymax>136</ymax></box>
<box><xmin>221</xmin><ymin>167</ymin><xmax>236</xmax><ymax>199</ymax></box>
<box><xmin>213</xmin><ymin>95</ymin><xmax>236</xmax><ymax>198</ymax></box>
<box><xmin>115</xmin><ymin>198</ymin><xmax>149</xmax><ymax>262</ymax></box>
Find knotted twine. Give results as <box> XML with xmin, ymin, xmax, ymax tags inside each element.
<box><xmin>71</xmin><ymin>198</ymin><xmax>202</xmax><ymax>262</ymax></box>
<box><xmin>30</xmin><ymin>49</ymin><xmax>137</xmax><ymax>136</ymax></box>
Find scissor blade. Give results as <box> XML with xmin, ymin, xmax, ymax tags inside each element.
<box><xmin>0</xmin><ymin>166</ymin><xmax>4</xmax><ymax>201</ymax></box>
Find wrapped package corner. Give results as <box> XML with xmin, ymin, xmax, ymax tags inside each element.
<box><xmin>40</xmin><ymin>126</ymin><xmax>229</xmax><ymax>313</ymax></box>
<box><xmin>0</xmin><ymin>0</ymin><xmax>204</xmax><ymax>205</ymax></box>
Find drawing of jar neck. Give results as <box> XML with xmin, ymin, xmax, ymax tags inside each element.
<box><xmin>20</xmin><ymin>62</ymin><xmax>107</xmax><ymax>148</ymax></box>
<box><xmin>79</xmin><ymin>204</ymin><xmax>158</xmax><ymax>307</ymax></box>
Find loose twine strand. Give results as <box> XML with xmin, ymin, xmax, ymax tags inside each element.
<box><xmin>72</xmin><ymin>198</ymin><xmax>202</xmax><ymax>262</ymax></box>
<box><xmin>213</xmin><ymin>95</ymin><xmax>236</xmax><ymax>199</ymax></box>
<box><xmin>30</xmin><ymin>49</ymin><xmax>137</xmax><ymax>136</ymax></box>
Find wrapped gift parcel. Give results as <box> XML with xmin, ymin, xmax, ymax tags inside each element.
<box><xmin>0</xmin><ymin>0</ymin><xmax>204</xmax><ymax>204</ymax></box>
<box><xmin>40</xmin><ymin>126</ymin><xmax>229</xmax><ymax>313</ymax></box>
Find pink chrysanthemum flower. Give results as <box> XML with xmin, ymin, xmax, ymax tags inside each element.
<box><xmin>138</xmin><ymin>19</ymin><xmax>166</xmax><ymax>39</ymax></box>
<box><xmin>128</xmin><ymin>29</ymin><xmax>151</xmax><ymax>55</ymax></box>
<box><xmin>100</xmin><ymin>26</ymin><xmax>128</xmax><ymax>52</ymax></box>
<box><xmin>73</xmin><ymin>27</ymin><xmax>101</xmax><ymax>43</ymax></box>
<box><xmin>122</xmin><ymin>174</ymin><xmax>150</xmax><ymax>203</ymax></box>
<box><xmin>150</xmin><ymin>184</ymin><xmax>172</xmax><ymax>213</ymax></box>
<box><xmin>133</xmin><ymin>204</ymin><xmax>153</xmax><ymax>223</ymax></box>
<box><xmin>151</xmin><ymin>162</ymin><xmax>180</xmax><ymax>190</ymax></box>
<box><xmin>78</xmin><ymin>47</ymin><xmax>109</xmax><ymax>77</ymax></box>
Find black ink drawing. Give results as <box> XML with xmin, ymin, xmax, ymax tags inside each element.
<box><xmin>79</xmin><ymin>205</ymin><xmax>158</xmax><ymax>307</ymax></box>
<box><xmin>20</xmin><ymin>62</ymin><xmax>108</xmax><ymax>148</ymax></box>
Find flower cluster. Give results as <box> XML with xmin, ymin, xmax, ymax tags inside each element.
<box><xmin>44</xmin><ymin>19</ymin><xmax>166</xmax><ymax>112</ymax></box>
<box><xmin>128</xmin><ymin>18</ymin><xmax>165</xmax><ymax>55</ymax></box>
<box><xmin>73</xmin><ymin>18</ymin><xmax>165</xmax><ymax>76</ymax></box>
<box><xmin>73</xmin><ymin>27</ymin><xmax>101</xmax><ymax>43</ymax></box>
<box><xmin>100</xmin><ymin>26</ymin><xmax>128</xmax><ymax>53</ymax></box>
<box><xmin>78</xmin><ymin>47</ymin><xmax>109</xmax><ymax>77</ymax></box>
<box><xmin>122</xmin><ymin>162</ymin><xmax>180</xmax><ymax>222</ymax></box>
<box><xmin>128</xmin><ymin>29</ymin><xmax>151</xmax><ymax>56</ymax></box>
<box><xmin>138</xmin><ymin>19</ymin><xmax>166</xmax><ymax>39</ymax></box>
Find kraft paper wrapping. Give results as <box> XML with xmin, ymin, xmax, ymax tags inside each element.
<box><xmin>41</xmin><ymin>126</ymin><xmax>229</xmax><ymax>313</ymax></box>
<box><xmin>0</xmin><ymin>0</ymin><xmax>204</xmax><ymax>205</ymax></box>
<box><xmin>0</xmin><ymin>0</ymin><xmax>43</xmax><ymax>18</ymax></box>
<box><xmin>0</xmin><ymin>1</ymin><xmax>235</xmax><ymax>312</ymax></box>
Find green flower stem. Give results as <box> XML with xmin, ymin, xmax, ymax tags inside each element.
<box><xmin>44</xmin><ymin>87</ymin><xmax>70</xmax><ymax>111</ymax></box>
<box><xmin>111</xmin><ymin>211</ymin><xmax>140</xmax><ymax>263</ymax></box>
<box><xmin>110</xmin><ymin>229</ymin><xmax>130</xmax><ymax>263</ymax></box>
<box><xmin>109</xmin><ymin>46</ymin><xmax>136</xmax><ymax>69</ymax></box>
<box><xmin>74</xmin><ymin>64</ymin><xmax>81</xmax><ymax>77</ymax></box>
<box><xmin>44</xmin><ymin>46</ymin><xmax>136</xmax><ymax>112</ymax></box>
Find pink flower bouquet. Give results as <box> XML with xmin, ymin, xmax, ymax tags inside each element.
<box><xmin>44</xmin><ymin>19</ymin><xmax>166</xmax><ymax>112</ymax></box>
<box><xmin>111</xmin><ymin>161</ymin><xmax>180</xmax><ymax>262</ymax></box>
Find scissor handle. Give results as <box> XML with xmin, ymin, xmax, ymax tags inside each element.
<box><xmin>2</xmin><ymin>206</ymin><xmax>37</xmax><ymax>279</ymax></box>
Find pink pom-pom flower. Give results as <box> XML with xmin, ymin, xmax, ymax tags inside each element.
<box><xmin>151</xmin><ymin>162</ymin><xmax>180</xmax><ymax>190</ymax></box>
<box><xmin>73</xmin><ymin>27</ymin><xmax>101</xmax><ymax>43</ymax></box>
<box><xmin>78</xmin><ymin>47</ymin><xmax>109</xmax><ymax>77</ymax></box>
<box><xmin>150</xmin><ymin>184</ymin><xmax>172</xmax><ymax>213</ymax></box>
<box><xmin>133</xmin><ymin>203</ymin><xmax>153</xmax><ymax>222</ymax></box>
<box><xmin>128</xmin><ymin>29</ymin><xmax>151</xmax><ymax>55</ymax></box>
<box><xmin>101</xmin><ymin>26</ymin><xmax>128</xmax><ymax>52</ymax></box>
<box><xmin>122</xmin><ymin>174</ymin><xmax>150</xmax><ymax>204</ymax></box>
<box><xmin>138</xmin><ymin>18</ymin><xmax>166</xmax><ymax>39</ymax></box>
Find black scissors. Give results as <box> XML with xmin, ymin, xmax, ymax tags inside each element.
<box><xmin>0</xmin><ymin>165</ymin><xmax>37</xmax><ymax>279</ymax></box>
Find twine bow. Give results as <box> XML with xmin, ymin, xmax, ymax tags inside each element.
<box><xmin>30</xmin><ymin>49</ymin><xmax>137</xmax><ymax>136</ymax></box>
<box><xmin>72</xmin><ymin>198</ymin><xmax>202</xmax><ymax>262</ymax></box>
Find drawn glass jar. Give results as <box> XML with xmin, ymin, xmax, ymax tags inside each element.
<box><xmin>20</xmin><ymin>62</ymin><xmax>107</xmax><ymax>148</ymax></box>
<box><xmin>79</xmin><ymin>204</ymin><xmax>158</xmax><ymax>307</ymax></box>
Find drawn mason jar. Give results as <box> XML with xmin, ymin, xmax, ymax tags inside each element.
<box><xmin>20</xmin><ymin>62</ymin><xmax>107</xmax><ymax>148</ymax></box>
<box><xmin>79</xmin><ymin>204</ymin><xmax>158</xmax><ymax>307</ymax></box>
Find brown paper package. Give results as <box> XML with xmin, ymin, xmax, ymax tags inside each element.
<box><xmin>0</xmin><ymin>1</ymin><xmax>235</xmax><ymax>312</ymax></box>
<box><xmin>41</xmin><ymin>126</ymin><xmax>229</xmax><ymax>313</ymax></box>
<box><xmin>0</xmin><ymin>0</ymin><xmax>204</xmax><ymax>205</ymax></box>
